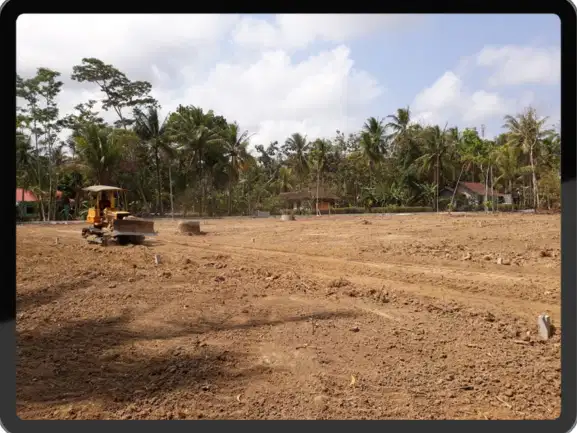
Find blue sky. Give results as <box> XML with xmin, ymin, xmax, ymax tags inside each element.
<box><xmin>16</xmin><ymin>14</ymin><xmax>561</xmax><ymax>144</ymax></box>
<box><xmin>351</xmin><ymin>15</ymin><xmax>559</xmax><ymax>98</ymax></box>
<box><xmin>347</xmin><ymin>14</ymin><xmax>561</xmax><ymax>137</ymax></box>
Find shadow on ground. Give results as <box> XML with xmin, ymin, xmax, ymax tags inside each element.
<box><xmin>17</xmin><ymin>275</ymin><xmax>98</xmax><ymax>313</ymax></box>
<box><xmin>17</xmin><ymin>308</ymin><xmax>357</xmax><ymax>417</ymax></box>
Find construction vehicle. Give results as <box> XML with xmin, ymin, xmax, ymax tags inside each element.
<box><xmin>81</xmin><ymin>185</ymin><xmax>156</xmax><ymax>245</ymax></box>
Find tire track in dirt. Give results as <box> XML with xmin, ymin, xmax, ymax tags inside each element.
<box><xmin>264</xmin><ymin>294</ymin><xmax>408</xmax><ymax>323</ymax></box>
<box><xmin>307</xmin><ymin>271</ymin><xmax>559</xmax><ymax>321</ymax></box>
<box><xmin>161</xmin><ymin>239</ymin><xmax>559</xmax><ymax>321</ymax></box>
<box><xmin>167</xmin><ymin>239</ymin><xmax>554</xmax><ymax>285</ymax></box>
<box><xmin>32</xmin><ymin>230</ymin><xmax>558</xmax><ymax>319</ymax></box>
<box><xmin>47</xmin><ymin>226</ymin><xmax>558</xmax><ymax>287</ymax></box>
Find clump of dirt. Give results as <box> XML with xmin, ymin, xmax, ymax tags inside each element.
<box><xmin>368</xmin><ymin>288</ymin><xmax>390</xmax><ymax>303</ymax></box>
<box><xmin>328</xmin><ymin>277</ymin><xmax>351</xmax><ymax>288</ymax></box>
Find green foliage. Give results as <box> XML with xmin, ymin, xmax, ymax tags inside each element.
<box><xmin>74</xmin><ymin>125</ymin><xmax>134</xmax><ymax>184</ymax></box>
<box><xmin>15</xmin><ymin>58</ymin><xmax>561</xmax><ymax>220</ymax></box>
<box><xmin>71</xmin><ymin>58</ymin><xmax>156</xmax><ymax>128</ymax></box>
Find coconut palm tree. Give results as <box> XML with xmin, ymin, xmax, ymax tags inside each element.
<box><xmin>74</xmin><ymin>124</ymin><xmax>134</xmax><ymax>185</ymax></box>
<box><xmin>310</xmin><ymin>138</ymin><xmax>329</xmax><ymax>214</ymax></box>
<box><xmin>284</xmin><ymin>133</ymin><xmax>309</xmax><ymax>188</ymax></box>
<box><xmin>278</xmin><ymin>166</ymin><xmax>295</xmax><ymax>193</ymax></box>
<box><xmin>218</xmin><ymin>122</ymin><xmax>255</xmax><ymax>215</ymax></box>
<box><xmin>133</xmin><ymin>106</ymin><xmax>171</xmax><ymax>215</ymax></box>
<box><xmin>450</xmin><ymin>129</ymin><xmax>475</xmax><ymax>210</ymax></box>
<box><xmin>360</xmin><ymin>117</ymin><xmax>387</xmax><ymax>184</ymax></box>
<box><xmin>415</xmin><ymin>125</ymin><xmax>451</xmax><ymax>211</ymax></box>
<box><xmin>386</xmin><ymin>107</ymin><xmax>411</xmax><ymax>155</ymax></box>
<box><xmin>167</xmin><ymin>105</ymin><xmax>223</xmax><ymax>215</ymax></box>
<box><xmin>503</xmin><ymin>107</ymin><xmax>552</xmax><ymax>209</ymax></box>
<box><xmin>539</xmin><ymin>130</ymin><xmax>561</xmax><ymax>173</ymax></box>
<box><xmin>493</xmin><ymin>142</ymin><xmax>524</xmax><ymax>194</ymax></box>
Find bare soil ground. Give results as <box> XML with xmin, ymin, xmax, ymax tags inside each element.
<box><xmin>16</xmin><ymin>213</ymin><xmax>561</xmax><ymax>420</ymax></box>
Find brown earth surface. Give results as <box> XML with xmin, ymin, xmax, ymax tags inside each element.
<box><xmin>16</xmin><ymin>213</ymin><xmax>561</xmax><ymax>420</ymax></box>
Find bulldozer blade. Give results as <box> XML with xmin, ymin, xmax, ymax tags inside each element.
<box><xmin>112</xmin><ymin>219</ymin><xmax>155</xmax><ymax>237</ymax></box>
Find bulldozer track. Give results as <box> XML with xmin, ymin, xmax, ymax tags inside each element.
<box><xmin>158</xmin><ymin>239</ymin><xmax>559</xmax><ymax>321</ymax></box>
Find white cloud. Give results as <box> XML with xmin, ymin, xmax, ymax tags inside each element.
<box><xmin>16</xmin><ymin>14</ymin><xmax>559</xmax><ymax>146</ymax></box>
<box><xmin>153</xmin><ymin>45</ymin><xmax>384</xmax><ymax>145</ymax></box>
<box><xmin>464</xmin><ymin>90</ymin><xmax>509</xmax><ymax>123</ymax></box>
<box><xmin>232</xmin><ymin>14</ymin><xmax>422</xmax><ymax>51</ymax></box>
<box><xmin>413</xmin><ymin>71</ymin><xmax>463</xmax><ymax>114</ymax></box>
<box><xmin>16</xmin><ymin>14</ymin><xmax>239</xmax><ymax>75</ymax></box>
<box><xmin>476</xmin><ymin>45</ymin><xmax>561</xmax><ymax>86</ymax></box>
<box><xmin>412</xmin><ymin>71</ymin><xmax>514</xmax><ymax>126</ymax></box>
<box><xmin>16</xmin><ymin>13</ymin><xmax>388</xmax><ymax>146</ymax></box>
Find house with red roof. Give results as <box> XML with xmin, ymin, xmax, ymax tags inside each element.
<box><xmin>440</xmin><ymin>182</ymin><xmax>512</xmax><ymax>208</ymax></box>
<box><xmin>16</xmin><ymin>188</ymin><xmax>66</xmax><ymax>220</ymax></box>
<box><xmin>16</xmin><ymin>188</ymin><xmax>39</xmax><ymax>219</ymax></box>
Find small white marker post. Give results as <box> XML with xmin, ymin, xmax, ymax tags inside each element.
<box><xmin>154</xmin><ymin>254</ymin><xmax>161</xmax><ymax>265</ymax></box>
<box><xmin>537</xmin><ymin>314</ymin><xmax>552</xmax><ymax>340</ymax></box>
<box><xmin>55</xmin><ymin>237</ymin><xmax>59</xmax><ymax>245</ymax></box>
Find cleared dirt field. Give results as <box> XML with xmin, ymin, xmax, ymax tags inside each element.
<box><xmin>16</xmin><ymin>213</ymin><xmax>561</xmax><ymax>420</ymax></box>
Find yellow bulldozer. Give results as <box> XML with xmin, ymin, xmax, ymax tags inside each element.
<box><xmin>81</xmin><ymin>185</ymin><xmax>156</xmax><ymax>245</ymax></box>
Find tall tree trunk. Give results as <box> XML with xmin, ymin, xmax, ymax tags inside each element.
<box><xmin>168</xmin><ymin>163</ymin><xmax>174</xmax><ymax>219</ymax></box>
<box><xmin>316</xmin><ymin>167</ymin><xmax>320</xmax><ymax>216</ymax></box>
<box><xmin>38</xmin><ymin>196</ymin><xmax>46</xmax><ymax>221</ymax></box>
<box><xmin>33</xmin><ymin>124</ymin><xmax>45</xmax><ymax>221</ymax></box>
<box><xmin>227</xmin><ymin>182</ymin><xmax>233</xmax><ymax>216</ymax></box>
<box><xmin>227</xmin><ymin>164</ymin><xmax>233</xmax><ymax>216</ymax></box>
<box><xmin>155</xmin><ymin>147</ymin><xmax>164</xmax><ymax>216</ymax></box>
<box><xmin>435</xmin><ymin>152</ymin><xmax>440</xmax><ymax>212</ymax></box>
<box><xmin>490</xmin><ymin>165</ymin><xmax>495</xmax><ymax>212</ymax></box>
<box><xmin>198</xmin><ymin>150</ymin><xmax>205</xmax><ymax>217</ymax></box>
<box><xmin>369</xmin><ymin>161</ymin><xmax>374</xmax><ymax>189</ymax></box>
<box><xmin>522</xmin><ymin>179</ymin><xmax>527</xmax><ymax>209</ymax></box>
<box><xmin>529</xmin><ymin>144</ymin><xmax>539</xmax><ymax>210</ymax></box>
<box><xmin>74</xmin><ymin>190</ymin><xmax>80</xmax><ymax>219</ymax></box>
<box><xmin>484</xmin><ymin>167</ymin><xmax>490</xmax><ymax>212</ymax></box>
<box><xmin>241</xmin><ymin>181</ymin><xmax>245</xmax><ymax>215</ymax></box>
<box><xmin>450</xmin><ymin>163</ymin><xmax>466</xmax><ymax>210</ymax></box>
<box><xmin>138</xmin><ymin>186</ymin><xmax>148</xmax><ymax>212</ymax></box>
<box><xmin>247</xmin><ymin>182</ymin><xmax>252</xmax><ymax>216</ymax></box>
<box><xmin>47</xmin><ymin>142</ymin><xmax>54</xmax><ymax>221</ymax></box>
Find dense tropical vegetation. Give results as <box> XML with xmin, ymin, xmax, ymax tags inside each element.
<box><xmin>16</xmin><ymin>58</ymin><xmax>561</xmax><ymax>220</ymax></box>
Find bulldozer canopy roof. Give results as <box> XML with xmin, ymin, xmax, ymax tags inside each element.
<box><xmin>83</xmin><ymin>185</ymin><xmax>126</xmax><ymax>193</ymax></box>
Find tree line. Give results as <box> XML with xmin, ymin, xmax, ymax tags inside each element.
<box><xmin>16</xmin><ymin>57</ymin><xmax>561</xmax><ymax>220</ymax></box>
